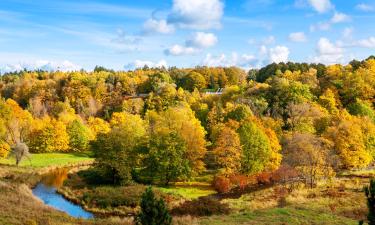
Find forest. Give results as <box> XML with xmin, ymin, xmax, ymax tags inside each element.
<box><xmin>0</xmin><ymin>56</ymin><xmax>375</xmax><ymax>225</ymax></box>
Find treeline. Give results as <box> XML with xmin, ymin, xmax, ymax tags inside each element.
<box><xmin>0</xmin><ymin>58</ymin><xmax>374</xmax><ymax>186</ymax></box>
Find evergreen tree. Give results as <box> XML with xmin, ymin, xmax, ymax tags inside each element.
<box><xmin>136</xmin><ymin>187</ymin><xmax>172</xmax><ymax>225</ymax></box>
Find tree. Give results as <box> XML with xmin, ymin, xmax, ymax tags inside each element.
<box><xmin>67</xmin><ymin>119</ymin><xmax>90</xmax><ymax>152</ymax></box>
<box><xmin>283</xmin><ymin>133</ymin><xmax>335</xmax><ymax>188</ymax></box>
<box><xmin>146</xmin><ymin>105</ymin><xmax>207</xmax><ymax>175</ymax></box>
<box><xmin>135</xmin><ymin>187</ymin><xmax>172</xmax><ymax>225</ymax></box>
<box><xmin>87</xmin><ymin>116</ymin><xmax>110</xmax><ymax>139</ymax></box>
<box><xmin>0</xmin><ymin>141</ymin><xmax>10</xmax><ymax>158</ymax></box>
<box><xmin>364</xmin><ymin>179</ymin><xmax>375</xmax><ymax>225</ymax></box>
<box><xmin>237</xmin><ymin>118</ymin><xmax>281</xmax><ymax>174</ymax></box>
<box><xmin>181</xmin><ymin>71</ymin><xmax>207</xmax><ymax>91</ymax></box>
<box><xmin>325</xmin><ymin>113</ymin><xmax>372</xmax><ymax>169</ymax></box>
<box><xmin>144</xmin><ymin>132</ymin><xmax>190</xmax><ymax>185</ymax></box>
<box><xmin>28</xmin><ymin>117</ymin><xmax>69</xmax><ymax>153</ymax></box>
<box><xmin>213</xmin><ymin>126</ymin><xmax>242</xmax><ymax>175</ymax></box>
<box><xmin>91</xmin><ymin>112</ymin><xmax>147</xmax><ymax>184</ymax></box>
<box><xmin>11</xmin><ymin>142</ymin><xmax>30</xmax><ymax>166</ymax></box>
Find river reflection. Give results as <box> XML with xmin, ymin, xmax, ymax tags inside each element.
<box><xmin>32</xmin><ymin>168</ymin><xmax>94</xmax><ymax>219</ymax></box>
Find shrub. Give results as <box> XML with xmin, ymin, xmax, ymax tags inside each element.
<box><xmin>135</xmin><ymin>187</ymin><xmax>172</xmax><ymax>225</ymax></box>
<box><xmin>229</xmin><ymin>174</ymin><xmax>250</xmax><ymax>190</ymax></box>
<box><xmin>256</xmin><ymin>172</ymin><xmax>272</xmax><ymax>185</ymax></box>
<box><xmin>271</xmin><ymin>165</ymin><xmax>299</xmax><ymax>183</ymax></box>
<box><xmin>212</xmin><ymin>176</ymin><xmax>231</xmax><ymax>193</ymax></box>
<box><xmin>171</xmin><ymin>197</ymin><xmax>230</xmax><ymax>216</ymax></box>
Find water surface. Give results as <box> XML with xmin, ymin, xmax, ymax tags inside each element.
<box><xmin>32</xmin><ymin>168</ymin><xmax>94</xmax><ymax>219</ymax></box>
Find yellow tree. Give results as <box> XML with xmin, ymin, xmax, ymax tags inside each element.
<box><xmin>28</xmin><ymin>117</ymin><xmax>69</xmax><ymax>153</ymax></box>
<box><xmin>213</xmin><ymin>125</ymin><xmax>242</xmax><ymax>175</ymax></box>
<box><xmin>325</xmin><ymin>112</ymin><xmax>372</xmax><ymax>169</ymax></box>
<box><xmin>146</xmin><ymin>104</ymin><xmax>207</xmax><ymax>175</ymax></box>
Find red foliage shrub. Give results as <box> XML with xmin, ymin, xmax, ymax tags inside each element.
<box><xmin>228</xmin><ymin>174</ymin><xmax>250</xmax><ymax>190</ymax></box>
<box><xmin>212</xmin><ymin>176</ymin><xmax>231</xmax><ymax>193</ymax></box>
<box><xmin>256</xmin><ymin>172</ymin><xmax>272</xmax><ymax>185</ymax></box>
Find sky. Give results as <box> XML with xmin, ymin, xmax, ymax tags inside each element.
<box><xmin>0</xmin><ymin>0</ymin><xmax>375</xmax><ymax>72</ymax></box>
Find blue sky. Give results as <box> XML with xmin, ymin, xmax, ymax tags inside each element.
<box><xmin>0</xmin><ymin>0</ymin><xmax>375</xmax><ymax>72</ymax></box>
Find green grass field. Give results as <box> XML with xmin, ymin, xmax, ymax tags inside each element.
<box><xmin>0</xmin><ymin>152</ymin><xmax>94</xmax><ymax>168</ymax></box>
<box><xmin>158</xmin><ymin>185</ymin><xmax>216</xmax><ymax>199</ymax></box>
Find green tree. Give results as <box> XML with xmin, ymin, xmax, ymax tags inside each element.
<box><xmin>91</xmin><ymin>112</ymin><xmax>147</xmax><ymax>184</ymax></box>
<box><xmin>67</xmin><ymin>119</ymin><xmax>90</xmax><ymax>152</ymax></box>
<box><xmin>237</xmin><ymin>119</ymin><xmax>273</xmax><ymax>174</ymax></box>
<box><xmin>135</xmin><ymin>187</ymin><xmax>172</xmax><ymax>225</ymax></box>
<box><xmin>144</xmin><ymin>132</ymin><xmax>190</xmax><ymax>185</ymax></box>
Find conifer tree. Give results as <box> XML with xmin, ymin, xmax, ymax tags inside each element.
<box><xmin>136</xmin><ymin>187</ymin><xmax>172</xmax><ymax>225</ymax></box>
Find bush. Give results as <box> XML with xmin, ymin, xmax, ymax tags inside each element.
<box><xmin>212</xmin><ymin>176</ymin><xmax>231</xmax><ymax>193</ymax></box>
<box><xmin>271</xmin><ymin>165</ymin><xmax>299</xmax><ymax>183</ymax></box>
<box><xmin>256</xmin><ymin>172</ymin><xmax>272</xmax><ymax>185</ymax></box>
<box><xmin>81</xmin><ymin>185</ymin><xmax>149</xmax><ymax>208</ymax></box>
<box><xmin>229</xmin><ymin>174</ymin><xmax>251</xmax><ymax>190</ymax></box>
<box><xmin>171</xmin><ymin>197</ymin><xmax>230</xmax><ymax>216</ymax></box>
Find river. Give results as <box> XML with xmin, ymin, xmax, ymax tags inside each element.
<box><xmin>32</xmin><ymin>168</ymin><xmax>94</xmax><ymax>219</ymax></box>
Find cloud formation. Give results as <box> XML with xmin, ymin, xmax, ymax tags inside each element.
<box><xmin>307</xmin><ymin>0</ymin><xmax>333</xmax><ymax>13</ymax></box>
<box><xmin>289</xmin><ymin>32</ymin><xmax>307</xmax><ymax>42</ymax></box>
<box><xmin>167</xmin><ymin>0</ymin><xmax>224</xmax><ymax>30</ymax></box>
<box><xmin>142</xmin><ymin>19</ymin><xmax>175</xmax><ymax>34</ymax></box>
<box><xmin>0</xmin><ymin>60</ymin><xmax>81</xmax><ymax>74</ymax></box>
<box><xmin>165</xmin><ymin>32</ymin><xmax>218</xmax><ymax>56</ymax></box>
<box><xmin>269</xmin><ymin>46</ymin><xmax>290</xmax><ymax>63</ymax></box>
<box><xmin>313</xmin><ymin>37</ymin><xmax>344</xmax><ymax>64</ymax></box>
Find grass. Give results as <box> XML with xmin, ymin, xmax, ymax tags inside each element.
<box><xmin>198</xmin><ymin>207</ymin><xmax>358</xmax><ymax>225</ymax></box>
<box><xmin>158</xmin><ymin>184</ymin><xmax>216</xmax><ymax>199</ymax></box>
<box><xmin>0</xmin><ymin>152</ymin><xmax>94</xmax><ymax>168</ymax></box>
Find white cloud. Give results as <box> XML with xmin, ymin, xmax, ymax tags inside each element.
<box><xmin>164</xmin><ymin>44</ymin><xmax>198</xmax><ymax>56</ymax></box>
<box><xmin>0</xmin><ymin>60</ymin><xmax>81</xmax><ymax>74</ymax></box>
<box><xmin>165</xmin><ymin>32</ymin><xmax>218</xmax><ymax>56</ymax></box>
<box><xmin>354</xmin><ymin>37</ymin><xmax>375</xmax><ymax>48</ymax></box>
<box><xmin>331</xmin><ymin>12</ymin><xmax>350</xmax><ymax>23</ymax></box>
<box><xmin>202</xmin><ymin>52</ymin><xmax>256</xmax><ymax>68</ymax></box>
<box><xmin>356</xmin><ymin>3</ymin><xmax>374</xmax><ymax>12</ymax></box>
<box><xmin>185</xmin><ymin>32</ymin><xmax>218</xmax><ymax>48</ymax></box>
<box><xmin>313</xmin><ymin>37</ymin><xmax>344</xmax><ymax>64</ymax></box>
<box><xmin>289</xmin><ymin>32</ymin><xmax>307</xmax><ymax>42</ymax></box>
<box><xmin>124</xmin><ymin>59</ymin><xmax>167</xmax><ymax>70</ymax></box>
<box><xmin>142</xmin><ymin>19</ymin><xmax>175</xmax><ymax>34</ymax></box>
<box><xmin>167</xmin><ymin>0</ymin><xmax>224</xmax><ymax>30</ymax></box>
<box><xmin>307</xmin><ymin>0</ymin><xmax>333</xmax><ymax>13</ymax></box>
<box><xmin>269</xmin><ymin>46</ymin><xmax>290</xmax><ymax>63</ymax></box>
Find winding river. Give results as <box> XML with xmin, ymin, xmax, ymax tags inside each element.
<box><xmin>32</xmin><ymin>168</ymin><xmax>94</xmax><ymax>219</ymax></box>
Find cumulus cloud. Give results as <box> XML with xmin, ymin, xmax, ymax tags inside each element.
<box><xmin>165</xmin><ymin>32</ymin><xmax>218</xmax><ymax>56</ymax></box>
<box><xmin>142</xmin><ymin>18</ymin><xmax>175</xmax><ymax>34</ymax></box>
<box><xmin>167</xmin><ymin>0</ymin><xmax>224</xmax><ymax>30</ymax></box>
<box><xmin>289</xmin><ymin>32</ymin><xmax>307</xmax><ymax>42</ymax></box>
<box><xmin>0</xmin><ymin>60</ymin><xmax>81</xmax><ymax>74</ymax></box>
<box><xmin>202</xmin><ymin>52</ymin><xmax>256</xmax><ymax>68</ymax></box>
<box><xmin>356</xmin><ymin>3</ymin><xmax>374</xmax><ymax>12</ymax></box>
<box><xmin>185</xmin><ymin>32</ymin><xmax>218</xmax><ymax>48</ymax></box>
<box><xmin>269</xmin><ymin>46</ymin><xmax>290</xmax><ymax>63</ymax></box>
<box><xmin>124</xmin><ymin>59</ymin><xmax>167</xmax><ymax>70</ymax></box>
<box><xmin>307</xmin><ymin>0</ymin><xmax>333</xmax><ymax>13</ymax></box>
<box><xmin>313</xmin><ymin>38</ymin><xmax>344</xmax><ymax>64</ymax></box>
<box><xmin>331</xmin><ymin>12</ymin><xmax>350</xmax><ymax>23</ymax></box>
<box><xmin>354</xmin><ymin>37</ymin><xmax>375</xmax><ymax>48</ymax></box>
<box><xmin>164</xmin><ymin>44</ymin><xmax>198</xmax><ymax>56</ymax></box>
